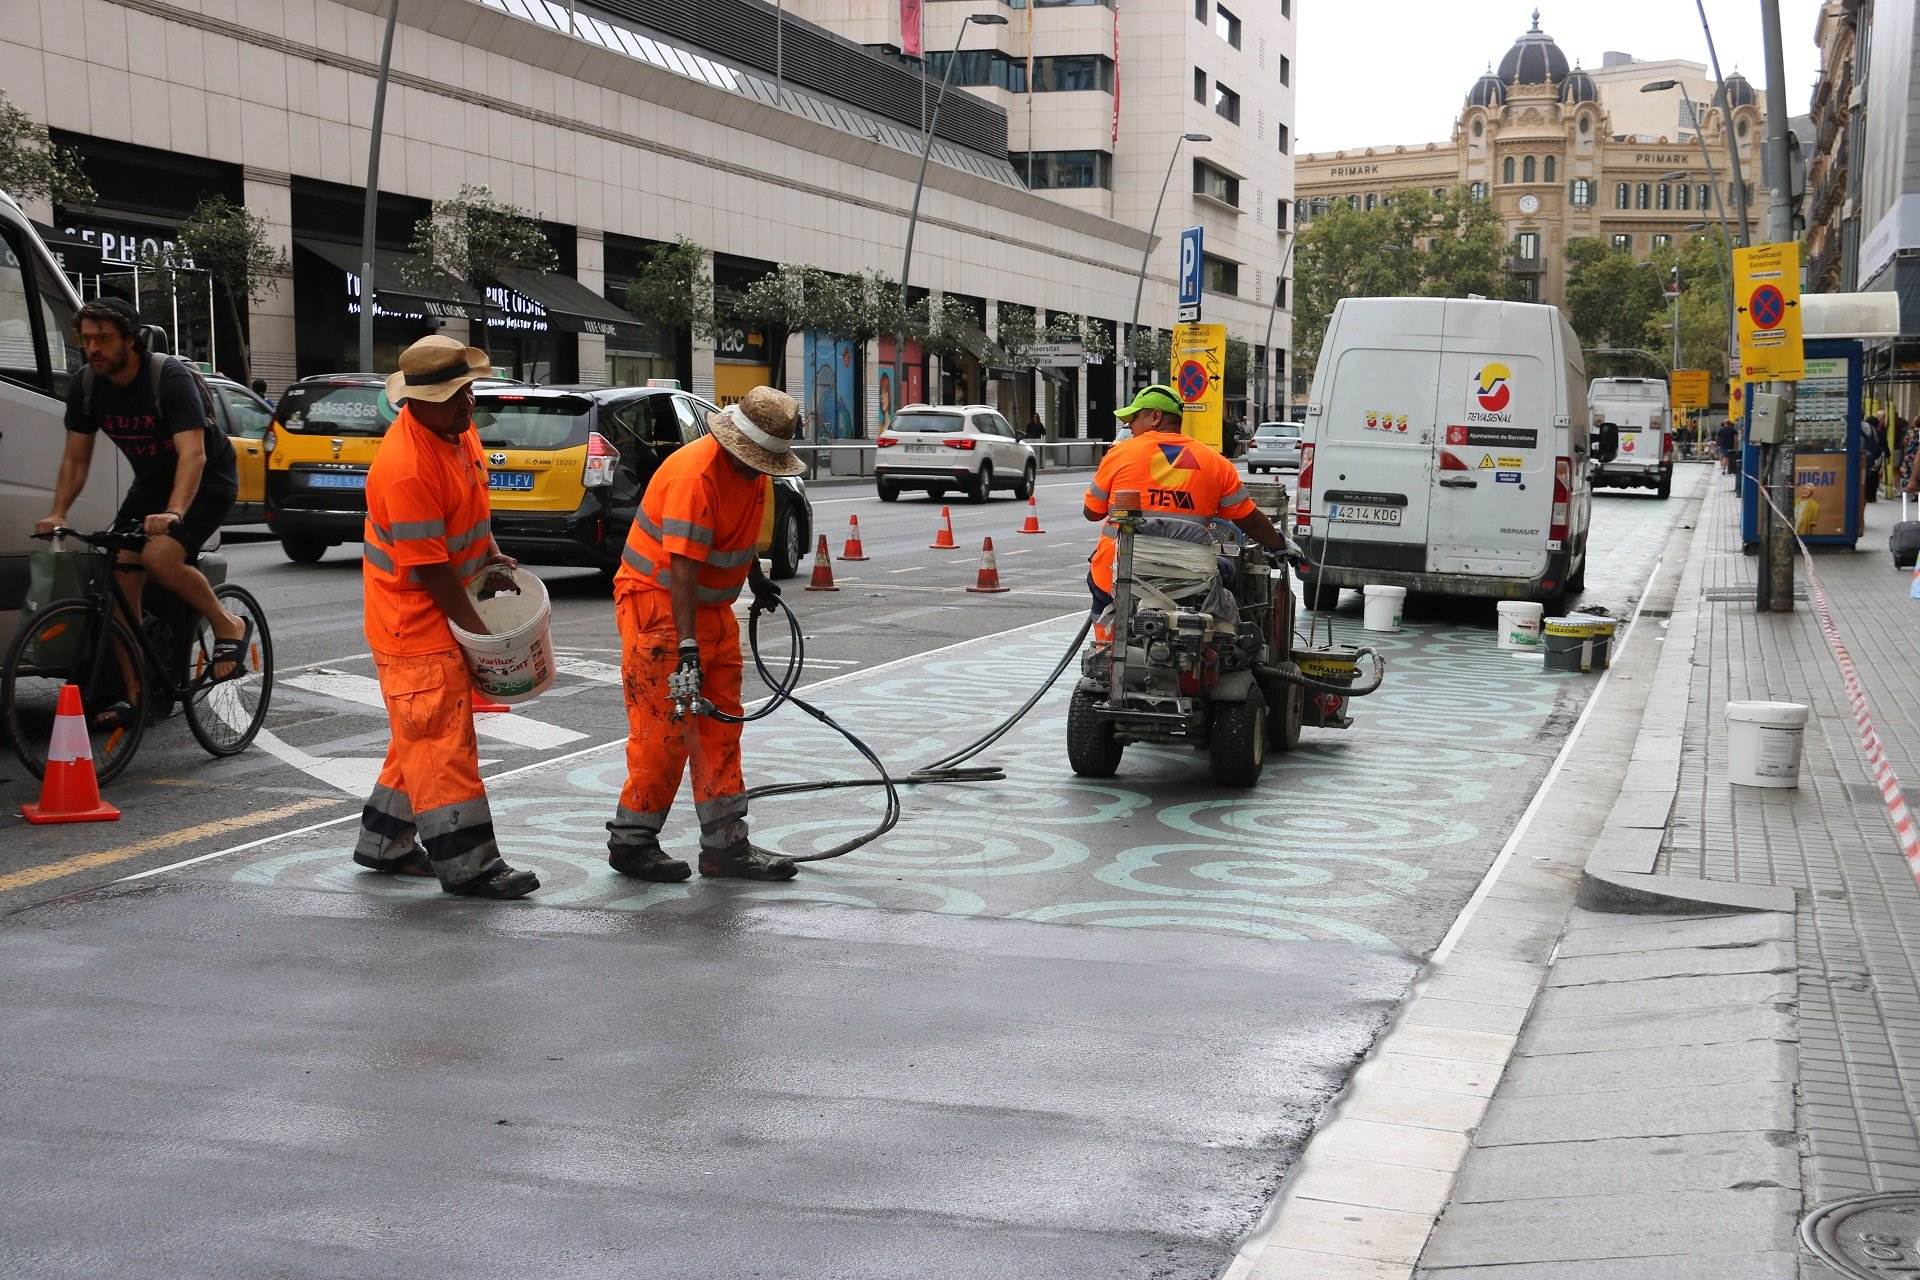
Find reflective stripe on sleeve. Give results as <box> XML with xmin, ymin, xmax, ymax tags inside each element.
<box><xmin>1220</xmin><ymin>487</ymin><xmax>1250</xmax><ymax>509</ymax></box>
<box><xmin>634</xmin><ymin>508</ymin><xmax>715</xmax><ymax>548</ymax></box>
<box><xmin>1088</xmin><ymin>483</ymin><xmax>1110</xmax><ymax>501</ymax></box>
<box><xmin>388</xmin><ymin>518</ymin><xmax>447</xmax><ymax>540</ymax></box>
<box><xmin>363</xmin><ymin>542</ymin><xmax>397</xmax><ymax>573</ymax></box>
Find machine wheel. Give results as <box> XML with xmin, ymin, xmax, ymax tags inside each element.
<box><xmin>1656</xmin><ymin>474</ymin><xmax>1672</xmax><ymax>500</ymax></box>
<box><xmin>1263</xmin><ymin>663</ymin><xmax>1304</xmax><ymax>752</ymax></box>
<box><xmin>1015</xmin><ymin>462</ymin><xmax>1037</xmax><ymax>501</ymax></box>
<box><xmin>769</xmin><ymin>502</ymin><xmax>805</xmax><ymax>579</ymax></box>
<box><xmin>1066</xmin><ymin>685</ymin><xmax>1123</xmax><ymax>778</ymax></box>
<box><xmin>1209</xmin><ymin>687</ymin><xmax>1267</xmax><ymax>788</ymax></box>
<box><xmin>929</xmin><ymin>486</ymin><xmax>949</xmax><ymax>501</ymax></box>
<box><xmin>1298</xmin><ymin>572</ymin><xmax>1334</xmax><ymax>612</ymax></box>
<box><xmin>1566</xmin><ymin>538</ymin><xmax>1588</xmax><ymax>595</ymax></box>
<box><xmin>967</xmin><ymin>463</ymin><xmax>993</xmax><ymax>504</ymax></box>
<box><xmin>282</xmin><ymin>535</ymin><xmax>329</xmax><ymax>564</ymax></box>
<box><xmin>877</xmin><ymin>479</ymin><xmax>901</xmax><ymax>503</ymax></box>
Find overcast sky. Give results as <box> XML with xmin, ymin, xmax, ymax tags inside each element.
<box><xmin>1295</xmin><ymin>1</ymin><xmax>1827</xmax><ymax>154</ymax></box>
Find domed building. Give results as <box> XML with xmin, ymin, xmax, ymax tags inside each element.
<box><xmin>1296</xmin><ymin>11</ymin><xmax>1767</xmax><ymax>312</ymax></box>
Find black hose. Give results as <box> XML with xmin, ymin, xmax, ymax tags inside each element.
<box><xmin>1263</xmin><ymin>646</ymin><xmax>1388</xmax><ymax>698</ymax></box>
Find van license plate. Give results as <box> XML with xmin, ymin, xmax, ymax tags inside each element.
<box><xmin>1327</xmin><ymin>503</ymin><xmax>1402</xmax><ymax>526</ymax></box>
<box><xmin>306</xmin><ymin>472</ymin><xmax>366</xmax><ymax>490</ymax></box>
<box><xmin>489</xmin><ymin>471</ymin><xmax>535</xmax><ymax>491</ymax></box>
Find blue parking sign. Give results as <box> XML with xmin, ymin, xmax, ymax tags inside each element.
<box><xmin>1178</xmin><ymin>226</ymin><xmax>1203</xmax><ymax>321</ymax></box>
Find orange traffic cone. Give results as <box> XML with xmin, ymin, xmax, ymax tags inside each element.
<box><xmin>1018</xmin><ymin>494</ymin><xmax>1045</xmax><ymax>534</ymax></box>
<box><xmin>930</xmin><ymin>506</ymin><xmax>957</xmax><ymax>550</ymax></box>
<box><xmin>967</xmin><ymin>537</ymin><xmax>1010</xmax><ymax>594</ymax></box>
<box><xmin>806</xmin><ymin>534</ymin><xmax>840</xmax><ymax>591</ymax></box>
<box><xmin>841</xmin><ymin>514</ymin><xmax>869</xmax><ymax>561</ymax></box>
<box><xmin>22</xmin><ymin>684</ymin><xmax>120</xmax><ymax>824</ymax></box>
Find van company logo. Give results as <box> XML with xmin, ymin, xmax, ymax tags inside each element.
<box><xmin>1470</xmin><ymin>363</ymin><xmax>1513</xmax><ymax>421</ymax></box>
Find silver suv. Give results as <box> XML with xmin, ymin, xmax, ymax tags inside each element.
<box><xmin>1245</xmin><ymin>421</ymin><xmax>1303</xmax><ymax>473</ymax></box>
<box><xmin>874</xmin><ymin>404</ymin><xmax>1038</xmax><ymax>503</ymax></box>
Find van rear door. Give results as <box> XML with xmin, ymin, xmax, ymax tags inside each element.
<box><xmin>1427</xmin><ymin>302</ymin><xmax>1554</xmax><ymax>580</ymax></box>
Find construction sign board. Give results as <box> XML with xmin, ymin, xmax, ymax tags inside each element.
<box><xmin>1171</xmin><ymin>321</ymin><xmax>1226</xmax><ymax>451</ymax></box>
<box><xmin>1671</xmin><ymin>369</ymin><xmax>1710</xmax><ymax>409</ymax></box>
<box><xmin>1734</xmin><ymin>242</ymin><xmax>1805</xmax><ymax>382</ymax></box>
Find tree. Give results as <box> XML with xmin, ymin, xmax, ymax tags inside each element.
<box><xmin>622</xmin><ymin>236</ymin><xmax>714</xmax><ymax>344</ymax></box>
<box><xmin>1643</xmin><ymin>234</ymin><xmax>1733</xmax><ymax>379</ymax></box>
<box><xmin>167</xmin><ymin>196</ymin><xmax>290</xmax><ymax>384</ymax></box>
<box><xmin>991</xmin><ymin>302</ymin><xmax>1040</xmax><ymax>368</ymax></box>
<box><xmin>405</xmin><ymin>185</ymin><xmax>557</xmax><ymax>359</ymax></box>
<box><xmin>1563</xmin><ymin>236</ymin><xmax>1666</xmax><ymax>359</ymax></box>
<box><xmin>0</xmin><ymin>92</ymin><xmax>93</xmax><ymax>205</ymax></box>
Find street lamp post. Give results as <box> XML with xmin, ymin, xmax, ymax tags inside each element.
<box><xmin>1257</xmin><ymin>231</ymin><xmax>1297</xmax><ymax>421</ymax></box>
<box><xmin>1689</xmin><ymin>1</ymin><xmax>1754</xmax><ymax>249</ymax></box>
<box><xmin>1126</xmin><ymin>131</ymin><xmax>1212</xmax><ymax>385</ymax></box>
<box><xmin>356</xmin><ymin>0</ymin><xmax>401</xmax><ymax>373</ymax></box>
<box><xmin>892</xmin><ymin>12</ymin><xmax>1008</xmax><ymax>415</ymax></box>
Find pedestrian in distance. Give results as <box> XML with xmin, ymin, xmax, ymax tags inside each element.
<box><xmin>1861</xmin><ymin>414</ymin><xmax>1888</xmax><ymax>505</ymax></box>
<box><xmin>352</xmin><ymin>335</ymin><xmax>539</xmax><ymax>900</ymax></box>
<box><xmin>1025</xmin><ymin>411</ymin><xmax>1045</xmax><ymax>440</ymax></box>
<box><xmin>250</xmin><ymin>376</ymin><xmax>273</xmax><ymax>409</ymax></box>
<box><xmin>1715</xmin><ymin>418</ymin><xmax>1739</xmax><ymax>479</ymax></box>
<box><xmin>37</xmin><ymin>297</ymin><xmax>251</xmax><ymax>727</ymax></box>
<box><xmin>606</xmin><ymin>385</ymin><xmax>805</xmax><ymax>884</ymax></box>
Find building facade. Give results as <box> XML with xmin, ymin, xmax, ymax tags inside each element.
<box><xmin>1295</xmin><ymin>13</ymin><xmax>1766</xmax><ymax>313</ymax></box>
<box><xmin>3</xmin><ymin>0</ymin><xmax>1291</xmax><ymax>440</ymax></box>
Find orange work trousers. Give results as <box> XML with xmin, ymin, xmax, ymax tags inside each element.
<box><xmin>353</xmin><ymin>648</ymin><xmax>504</xmax><ymax>889</ymax></box>
<box><xmin>609</xmin><ymin>590</ymin><xmax>749</xmax><ymax>856</ymax></box>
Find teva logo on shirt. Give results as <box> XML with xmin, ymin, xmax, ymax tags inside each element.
<box><xmin>1470</xmin><ymin>363</ymin><xmax>1513</xmax><ymax>421</ymax></box>
<box><xmin>1146</xmin><ymin>442</ymin><xmax>1201</xmax><ymax>511</ymax></box>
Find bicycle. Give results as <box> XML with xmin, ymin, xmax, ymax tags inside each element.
<box><xmin>2</xmin><ymin>527</ymin><xmax>274</xmax><ymax>784</ymax></box>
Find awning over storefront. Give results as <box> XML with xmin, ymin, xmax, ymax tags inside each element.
<box><xmin>33</xmin><ymin>222</ymin><xmax>105</xmax><ymax>276</ymax></box>
<box><xmin>494</xmin><ymin>267</ymin><xmax>647</xmax><ymax>341</ymax></box>
<box><xmin>295</xmin><ymin>238</ymin><xmax>488</xmax><ymax>321</ymax></box>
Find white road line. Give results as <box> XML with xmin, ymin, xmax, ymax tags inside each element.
<box><xmin>283</xmin><ymin>669</ymin><xmax>587</xmax><ymax>749</ymax></box>
<box><xmin>553</xmin><ymin>655</ymin><xmax>624</xmax><ymax>684</ymax></box>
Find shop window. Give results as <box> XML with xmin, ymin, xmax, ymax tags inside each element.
<box><xmin>1523</xmin><ymin>156</ymin><xmax>1536</xmax><ymax>183</ymax></box>
<box><xmin>1193</xmin><ymin>160</ymin><xmax>1240</xmax><ymax>207</ymax></box>
<box><xmin>1214</xmin><ymin>5</ymin><xmax>1241</xmax><ymax>47</ymax></box>
<box><xmin>1502</xmin><ymin>156</ymin><xmax>1515</xmax><ymax>184</ymax></box>
<box><xmin>1214</xmin><ymin>83</ymin><xmax>1240</xmax><ymax>124</ymax></box>
<box><xmin>1543</xmin><ymin>156</ymin><xmax>1556</xmax><ymax>183</ymax></box>
<box><xmin>1202</xmin><ymin>254</ymin><xmax>1239</xmax><ymax>296</ymax></box>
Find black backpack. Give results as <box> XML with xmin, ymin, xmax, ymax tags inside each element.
<box><xmin>80</xmin><ymin>352</ymin><xmax>220</xmax><ymax>435</ymax></box>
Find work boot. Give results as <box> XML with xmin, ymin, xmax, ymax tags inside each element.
<box><xmin>609</xmin><ymin>844</ymin><xmax>692</xmax><ymax>882</ymax></box>
<box><xmin>446</xmin><ymin>865</ymin><xmax>540</xmax><ymax>899</ymax></box>
<box><xmin>699</xmin><ymin>842</ymin><xmax>799</xmax><ymax>881</ymax></box>
<box><xmin>353</xmin><ymin>846</ymin><xmax>435</xmax><ymax>877</ymax></box>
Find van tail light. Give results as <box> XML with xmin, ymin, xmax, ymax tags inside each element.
<box><xmin>1550</xmin><ymin>456</ymin><xmax>1572</xmax><ymax>544</ymax></box>
<box><xmin>944</xmin><ymin>437</ymin><xmax>977</xmax><ymax>451</ymax></box>
<box><xmin>1438</xmin><ymin>450</ymin><xmax>1472</xmax><ymax>471</ymax></box>
<box><xmin>583</xmin><ymin>431</ymin><xmax>620</xmax><ymax>489</ymax></box>
<box><xmin>1294</xmin><ymin>443</ymin><xmax>1314</xmax><ymax>533</ymax></box>
<box><xmin>1662</xmin><ymin>431</ymin><xmax>1674</xmax><ymax>460</ymax></box>
<box><xmin>876</xmin><ymin>435</ymin><xmax>898</xmax><ymax>448</ymax></box>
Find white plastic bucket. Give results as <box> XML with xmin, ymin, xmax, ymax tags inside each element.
<box><xmin>1362</xmin><ymin>585</ymin><xmax>1407</xmax><ymax>633</ymax></box>
<box><xmin>449</xmin><ymin>568</ymin><xmax>555</xmax><ymax>704</ymax></box>
<box><xmin>1497</xmin><ymin>601</ymin><xmax>1545</xmax><ymax>652</ymax></box>
<box><xmin>1725</xmin><ymin>700</ymin><xmax>1809</xmax><ymax>788</ymax></box>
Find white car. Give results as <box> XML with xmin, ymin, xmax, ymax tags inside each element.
<box><xmin>875</xmin><ymin>404</ymin><xmax>1038</xmax><ymax>503</ymax></box>
<box><xmin>1245</xmin><ymin>422</ymin><xmax>1303</xmax><ymax>473</ymax></box>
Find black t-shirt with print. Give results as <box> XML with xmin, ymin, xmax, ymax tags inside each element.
<box><xmin>63</xmin><ymin>353</ymin><xmax>237</xmax><ymax>500</ymax></box>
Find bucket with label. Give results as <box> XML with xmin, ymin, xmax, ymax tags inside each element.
<box><xmin>1362</xmin><ymin>585</ymin><xmax>1406</xmax><ymax>633</ymax></box>
<box><xmin>449</xmin><ymin>567</ymin><xmax>555</xmax><ymax>704</ymax></box>
<box><xmin>1572</xmin><ymin>611</ymin><xmax>1619</xmax><ymax>669</ymax></box>
<box><xmin>1496</xmin><ymin>601</ymin><xmax>1545</xmax><ymax>653</ymax></box>
<box><xmin>1725</xmin><ymin>701</ymin><xmax>1809</xmax><ymax>788</ymax></box>
<box><xmin>1542</xmin><ymin>616</ymin><xmax>1602</xmax><ymax>672</ymax></box>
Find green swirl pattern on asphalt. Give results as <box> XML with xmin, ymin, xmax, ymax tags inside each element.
<box><xmin>231</xmin><ymin>607</ymin><xmax>1595</xmax><ymax>949</ymax></box>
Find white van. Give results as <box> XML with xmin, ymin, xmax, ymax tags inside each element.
<box><xmin>0</xmin><ymin>191</ymin><xmax>124</xmax><ymax>641</ymax></box>
<box><xmin>1588</xmin><ymin>376</ymin><xmax>1672</xmax><ymax>498</ymax></box>
<box><xmin>1294</xmin><ymin>297</ymin><xmax>1594</xmax><ymax>613</ymax></box>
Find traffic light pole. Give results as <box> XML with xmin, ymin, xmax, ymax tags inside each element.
<box><xmin>1759</xmin><ymin>0</ymin><xmax>1797</xmax><ymax>612</ymax></box>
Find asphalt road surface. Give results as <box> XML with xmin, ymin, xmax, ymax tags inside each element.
<box><xmin>0</xmin><ymin>464</ymin><xmax>1705</xmax><ymax>1278</ymax></box>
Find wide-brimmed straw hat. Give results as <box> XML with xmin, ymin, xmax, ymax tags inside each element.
<box><xmin>384</xmin><ymin>334</ymin><xmax>490</xmax><ymax>405</ymax></box>
<box><xmin>708</xmin><ymin>385</ymin><xmax>807</xmax><ymax>477</ymax></box>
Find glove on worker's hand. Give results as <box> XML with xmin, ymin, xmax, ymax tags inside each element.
<box><xmin>667</xmin><ymin>641</ymin><xmax>702</xmax><ymax>713</ymax></box>
<box><xmin>749</xmin><ymin>575</ymin><xmax>783</xmax><ymax>619</ymax></box>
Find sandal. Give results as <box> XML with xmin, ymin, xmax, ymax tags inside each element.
<box><xmin>90</xmin><ymin>700</ymin><xmax>139</xmax><ymax>734</ymax></box>
<box><xmin>207</xmin><ymin>616</ymin><xmax>255</xmax><ymax>684</ymax></box>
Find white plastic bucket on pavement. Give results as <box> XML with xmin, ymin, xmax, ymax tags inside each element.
<box><xmin>1362</xmin><ymin>585</ymin><xmax>1406</xmax><ymax>633</ymax></box>
<box><xmin>1497</xmin><ymin>601</ymin><xmax>1545</xmax><ymax>652</ymax></box>
<box><xmin>450</xmin><ymin>567</ymin><xmax>555</xmax><ymax>704</ymax></box>
<box><xmin>1725</xmin><ymin>700</ymin><xmax>1810</xmax><ymax>788</ymax></box>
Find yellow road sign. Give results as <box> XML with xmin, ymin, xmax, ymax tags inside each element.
<box><xmin>1171</xmin><ymin>322</ymin><xmax>1226</xmax><ymax>451</ymax></box>
<box><xmin>1671</xmin><ymin>369</ymin><xmax>1710</xmax><ymax>409</ymax></box>
<box><xmin>1734</xmin><ymin>242</ymin><xmax>1804</xmax><ymax>382</ymax></box>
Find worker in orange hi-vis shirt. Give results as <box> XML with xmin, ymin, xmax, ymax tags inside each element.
<box><xmin>607</xmin><ymin>385</ymin><xmax>806</xmax><ymax>884</ymax></box>
<box><xmin>1082</xmin><ymin>383</ymin><xmax>1283</xmax><ymax>640</ymax></box>
<box><xmin>353</xmin><ymin>336</ymin><xmax>539</xmax><ymax>900</ymax></box>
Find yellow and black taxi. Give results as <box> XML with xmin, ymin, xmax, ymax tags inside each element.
<box><xmin>473</xmin><ymin>384</ymin><xmax>813</xmax><ymax>579</ymax></box>
<box><xmin>203</xmin><ymin>374</ymin><xmax>273</xmax><ymax>523</ymax></box>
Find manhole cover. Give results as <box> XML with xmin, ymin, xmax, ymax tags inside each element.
<box><xmin>1803</xmin><ymin>1192</ymin><xmax>1920</xmax><ymax>1277</ymax></box>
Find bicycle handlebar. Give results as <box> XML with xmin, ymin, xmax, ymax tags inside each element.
<box><xmin>32</xmin><ymin>527</ymin><xmax>148</xmax><ymax>551</ymax></box>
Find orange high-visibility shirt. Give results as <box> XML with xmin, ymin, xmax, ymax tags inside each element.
<box><xmin>362</xmin><ymin>408</ymin><xmax>496</xmax><ymax>654</ymax></box>
<box><xmin>616</xmin><ymin>435</ymin><xmax>769</xmax><ymax>610</ymax></box>
<box><xmin>1083</xmin><ymin>430</ymin><xmax>1253</xmax><ymax>592</ymax></box>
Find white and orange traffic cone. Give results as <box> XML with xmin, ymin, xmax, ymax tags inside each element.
<box><xmin>967</xmin><ymin>537</ymin><xmax>1010</xmax><ymax>594</ymax></box>
<box><xmin>841</xmin><ymin>514</ymin><xmax>869</xmax><ymax>561</ymax></box>
<box><xmin>22</xmin><ymin>684</ymin><xmax>120</xmax><ymax>825</ymax></box>
<box><xmin>805</xmin><ymin>534</ymin><xmax>840</xmax><ymax>591</ymax></box>
<box><xmin>1018</xmin><ymin>494</ymin><xmax>1044</xmax><ymax>534</ymax></box>
<box><xmin>930</xmin><ymin>506</ymin><xmax>958</xmax><ymax>550</ymax></box>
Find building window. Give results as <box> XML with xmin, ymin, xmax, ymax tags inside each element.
<box><xmin>1214</xmin><ymin>83</ymin><xmax>1240</xmax><ymax>124</ymax></box>
<box><xmin>1677</xmin><ymin>182</ymin><xmax>1691</xmax><ymax>211</ymax></box>
<box><xmin>1281</xmin><ymin>0</ymin><xmax>1289</xmax><ymax>14</ymax></box>
<box><xmin>1013</xmin><ymin>150</ymin><xmax>1114</xmax><ymax>190</ymax></box>
<box><xmin>1570</xmin><ymin>178</ymin><xmax>1592</xmax><ymax>206</ymax></box>
<box><xmin>1277</xmin><ymin>123</ymin><xmax>1289</xmax><ymax>153</ymax></box>
<box><xmin>1523</xmin><ymin>156</ymin><xmax>1536</xmax><ymax>183</ymax></box>
<box><xmin>1346</xmin><ymin>194</ymin><xmax>1358</xmax><ymax>209</ymax></box>
<box><xmin>1516</xmin><ymin>231</ymin><xmax>1540</xmax><ymax>260</ymax></box>
<box><xmin>1543</xmin><ymin>156</ymin><xmax>1556</xmax><ymax>183</ymax></box>
<box><xmin>926</xmin><ymin>52</ymin><xmax>1114</xmax><ymax>92</ymax></box>
<box><xmin>1657</xmin><ymin>183</ymin><xmax>1671</xmax><ymax>210</ymax></box>
<box><xmin>1473</xmin><ymin>118</ymin><xmax>1484</xmax><ymax>138</ymax></box>
<box><xmin>1279</xmin><ymin>55</ymin><xmax>1291</xmax><ymax>86</ymax></box>
<box><xmin>1202</xmin><ymin>254</ymin><xmax>1240</xmax><ymax>296</ymax></box>
<box><xmin>1214</xmin><ymin>5</ymin><xmax>1241</xmax><ymax>47</ymax></box>
<box><xmin>1612</xmin><ymin>233</ymin><xmax>1633</xmax><ymax>251</ymax></box>
<box><xmin>1502</xmin><ymin>156</ymin><xmax>1515</xmax><ymax>184</ymax></box>
<box><xmin>1193</xmin><ymin>67</ymin><xmax>1206</xmax><ymax>103</ymax></box>
<box><xmin>1277</xmin><ymin>198</ymin><xmax>1290</xmax><ymax>230</ymax></box>
<box><xmin>1470</xmin><ymin>180</ymin><xmax>1487</xmax><ymax>200</ymax></box>
<box><xmin>1193</xmin><ymin>160</ymin><xmax>1240</xmax><ymax>207</ymax></box>
<box><xmin>1636</xmin><ymin>182</ymin><xmax>1651</xmax><ymax>209</ymax></box>
<box><xmin>1652</xmin><ymin>233</ymin><xmax>1672</xmax><ymax>249</ymax></box>
<box><xmin>1364</xmin><ymin>192</ymin><xmax>1377</xmax><ymax>211</ymax></box>
<box><xmin>1029</xmin><ymin>55</ymin><xmax>1114</xmax><ymax>91</ymax></box>
<box><xmin>1699</xmin><ymin>183</ymin><xmax>1713</xmax><ymax>209</ymax></box>
<box><xmin>1195</xmin><ymin>0</ymin><xmax>1207</xmax><ymax>20</ymax></box>
<box><xmin>1615</xmin><ymin>182</ymin><xmax>1630</xmax><ymax>209</ymax></box>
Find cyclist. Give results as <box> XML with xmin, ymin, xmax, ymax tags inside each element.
<box><xmin>35</xmin><ymin>298</ymin><xmax>250</xmax><ymax>711</ymax></box>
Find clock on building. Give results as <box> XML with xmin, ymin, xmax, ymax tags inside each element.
<box><xmin>1518</xmin><ymin>193</ymin><xmax>1541</xmax><ymax>215</ymax></box>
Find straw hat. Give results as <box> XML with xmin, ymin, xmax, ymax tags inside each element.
<box><xmin>384</xmin><ymin>334</ymin><xmax>490</xmax><ymax>405</ymax></box>
<box><xmin>708</xmin><ymin>385</ymin><xmax>807</xmax><ymax>477</ymax></box>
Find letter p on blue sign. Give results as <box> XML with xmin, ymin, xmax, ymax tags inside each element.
<box><xmin>1178</xmin><ymin>226</ymin><xmax>1203</xmax><ymax>322</ymax></box>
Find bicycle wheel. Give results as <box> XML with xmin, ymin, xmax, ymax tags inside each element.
<box><xmin>1</xmin><ymin>601</ymin><xmax>150</xmax><ymax>784</ymax></box>
<box><xmin>183</xmin><ymin>583</ymin><xmax>274</xmax><ymax>757</ymax></box>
